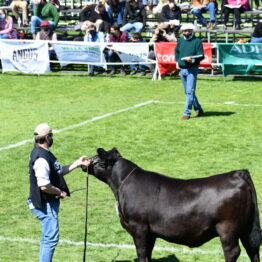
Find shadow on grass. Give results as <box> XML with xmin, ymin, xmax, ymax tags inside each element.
<box><xmin>115</xmin><ymin>254</ymin><xmax>180</xmax><ymax>262</ymax></box>
<box><xmin>201</xmin><ymin>111</ymin><xmax>235</xmax><ymax>117</ymax></box>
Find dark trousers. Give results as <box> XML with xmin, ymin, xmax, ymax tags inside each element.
<box><xmin>224</xmin><ymin>7</ymin><xmax>242</xmax><ymax>25</ymax></box>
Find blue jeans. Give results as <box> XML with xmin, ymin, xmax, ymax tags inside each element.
<box><xmin>107</xmin><ymin>2</ymin><xmax>125</xmax><ymax>25</ymax></box>
<box><xmin>192</xmin><ymin>2</ymin><xmax>216</xmax><ymax>25</ymax></box>
<box><xmin>0</xmin><ymin>33</ymin><xmax>10</xmax><ymax>39</ymax></box>
<box><xmin>180</xmin><ymin>67</ymin><xmax>202</xmax><ymax>116</ymax></box>
<box><xmin>120</xmin><ymin>22</ymin><xmax>143</xmax><ymax>34</ymax></box>
<box><xmin>31</xmin><ymin>16</ymin><xmax>55</xmax><ymax>34</ymax></box>
<box><xmin>130</xmin><ymin>64</ymin><xmax>145</xmax><ymax>70</ymax></box>
<box><xmin>31</xmin><ymin>201</ymin><xmax>60</xmax><ymax>262</ymax></box>
<box><xmin>251</xmin><ymin>37</ymin><xmax>262</xmax><ymax>43</ymax></box>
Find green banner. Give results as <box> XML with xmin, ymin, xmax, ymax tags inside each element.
<box><xmin>217</xmin><ymin>43</ymin><xmax>262</xmax><ymax>76</ymax></box>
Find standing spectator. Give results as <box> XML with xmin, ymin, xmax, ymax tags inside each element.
<box><xmin>80</xmin><ymin>3</ymin><xmax>110</xmax><ymax>33</ymax></box>
<box><xmin>191</xmin><ymin>0</ymin><xmax>217</xmax><ymax>29</ymax></box>
<box><xmin>175</xmin><ymin>24</ymin><xmax>204</xmax><ymax>120</ymax></box>
<box><xmin>251</xmin><ymin>21</ymin><xmax>262</xmax><ymax>43</ymax></box>
<box><xmin>121</xmin><ymin>0</ymin><xmax>146</xmax><ymax>35</ymax></box>
<box><xmin>222</xmin><ymin>0</ymin><xmax>250</xmax><ymax>29</ymax></box>
<box><xmin>129</xmin><ymin>32</ymin><xmax>147</xmax><ymax>75</ymax></box>
<box><xmin>31</xmin><ymin>0</ymin><xmax>59</xmax><ymax>39</ymax></box>
<box><xmin>28</xmin><ymin>123</ymin><xmax>91</xmax><ymax>262</ymax></box>
<box><xmin>160</xmin><ymin>0</ymin><xmax>181</xmax><ymax>23</ymax></box>
<box><xmin>107</xmin><ymin>0</ymin><xmax>126</xmax><ymax>26</ymax></box>
<box><xmin>106</xmin><ymin>23</ymin><xmax>128</xmax><ymax>75</ymax></box>
<box><xmin>83</xmin><ymin>22</ymin><xmax>105</xmax><ymax>76</ymax></box>
<box><xmin>0</xmin><ymin>8</ymin><xmax>18</xmax><ymax>39</ymax></box>
<box><xmin>10</xmin><ymin>0</ymin><xmax>29</xmax><ymax>26</ymax></box>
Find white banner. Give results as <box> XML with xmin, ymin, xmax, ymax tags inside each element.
<box><xmin>0</xmin><ymin>40</ymin><xmax>50</xmax><ymax>74</ymax></box>
<box><xmin>52</xmin><ymin>42</ymin><xmax>106</xmax><ymax>67</ymax></box>
<box><xmin>107</xmin><ymin>43</ymin><xmax>149</xmax><ymax>63</ymax></box>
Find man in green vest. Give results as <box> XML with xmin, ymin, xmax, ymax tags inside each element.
<box><xmin>175</xmin><ymin>24</ymin><xmax>204</xmax><ymax>120</ymax></box>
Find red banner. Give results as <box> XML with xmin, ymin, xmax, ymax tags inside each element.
<box><xmin>155</xmin><ymin>42</ymin><xmax>213</xmax><ymax>76</ymax></box>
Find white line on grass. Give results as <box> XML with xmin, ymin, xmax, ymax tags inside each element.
<box><xmin>1</xmin><ymin>99</ymin><xmax>261</xmax><ymax>153</ymax></box>
<box><xmin>0</xmin><ymin>100</ymin><xmax>157</xmax><ymax>152</ymax></box>
<box><xmin>0</xmin><ymin>235</ymin><xmax>251</xmax><ymax>257</ymax></box>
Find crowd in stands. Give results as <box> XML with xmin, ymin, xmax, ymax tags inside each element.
<box><xmin>0</xmin><ymin>0</ymin><xmax>261</xmax><ymax>75</ymax></box>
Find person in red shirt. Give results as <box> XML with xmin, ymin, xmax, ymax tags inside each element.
<box><xmin>106</xmin><ymin>24</ymin><xmax>128</xmax><ymax>75</ymax></box>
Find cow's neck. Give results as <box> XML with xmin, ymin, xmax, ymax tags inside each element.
<box><xmin>108</xmin><ymin>158</ymin><xmax>138</xmax><ymax>199</ymax></box>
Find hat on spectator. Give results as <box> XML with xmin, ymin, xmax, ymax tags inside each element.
<box><xmin>157</xmin><ymin>23</ymin><xmax>168</xmax><ymax>30</ymax></box>
<box><xmin>34</xmin><ymin>123</ymin><xmax>52</xmax><ymax>137</ymax></box>
<box><xmin>180</xmin><ymin>23</ymin><xmax>195</xmax><ymax>32</ymax></box>
<box><xmin>40</xmin><ymin>20</ymin><xmax>50</xmax><ymax>27</ymax></box>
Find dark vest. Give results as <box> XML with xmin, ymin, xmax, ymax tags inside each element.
<box><xmin>28</xmin><ymin>145</ymin><xmax>70</xmax><ymax>209</ymax></box>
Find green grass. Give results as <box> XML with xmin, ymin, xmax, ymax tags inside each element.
<box><xmin>0</xmin><ymin>73</ymin><xmax>262</xmax><ymax>262</ymax></box>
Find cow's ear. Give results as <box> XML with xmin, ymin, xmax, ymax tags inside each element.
<box><xmin>112</xmin><ymin>147</ymin><xmax>122</xmax><ymax>158</ymax></box>
<box><xmin>97</xmin><ymin>148</ymin><xmax>107</xmax><ymax>159</ymax></box>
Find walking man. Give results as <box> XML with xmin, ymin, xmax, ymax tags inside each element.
<box><xmin>175</xmin><ymin>24</ymin><xmax>204</xmax><ymax>120</ymax></box>
<box><xmin>28</xmin><ymin>123</ymin><xmax>91</xmax><ymax>262</ymax></box>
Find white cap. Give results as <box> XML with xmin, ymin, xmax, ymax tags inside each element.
<box><xmin>180</xmin><ymin>24</ymin><xmax>195</xmax><ymax>32</ymax></box>
<box><xmin>34</xmin><ymin>123</ymin><xmax>52</xmax><ymax>137</ymax></box>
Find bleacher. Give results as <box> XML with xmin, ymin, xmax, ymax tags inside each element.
<box><xmin>1</xmin><ymin>0</ymin><xmax>261</xmax><ymax>43</ymax></box>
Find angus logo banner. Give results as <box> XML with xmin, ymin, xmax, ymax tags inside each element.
<box><xmin>0</xmin><ymin>40</ymin><xmax>50</xmax><ymax>74</ymax></box>
<box><xmin>155</xmin><ymin>42</ymin><xmax>213</xmax><ymax>76</ymax></box>
<box><xmin>217</xmin><ymin>43</ymin><xmax>262</xmax><ymax>76</ymax></box>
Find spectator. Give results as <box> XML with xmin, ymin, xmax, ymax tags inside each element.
<box><xmin>121</xmin><ymin>0</ymin><xmax>146</xmax><ymax>35</ymax></box>
<box><xmin>106</xmin><ymin>24</ymin><xmax>128</xmax><ymax>75</ymax></box>
<box><xmin>107</xmin><ymin>0</ymin><xmax>126</xmax><ymax>26</ymax></box>
<box><xmin>148</xmin><ymin>23</ymin><xmax>176</xmax><ymax>75</ymax></box>
<box><xmin>36</xmin><ymin>20</ymin><xmax>57</xmax><ymax>59</ymax></box>
<box><xmin>251</xmin><ymin>21</ymin><xmax>262</xmax><ymax>43</ymax></box>
<box><xmin>175</xmin><ymin>24</ymin><xmax>204</xmax><ymax>120</ymax></box>
<box><xmin>160</xmin><ymin>0</ymin><xmax>181</xmax><ymax>23</ymax></box>
<box><xmin>80</xmin><ymin>3</ymin><xmax>110</xmax><ymax>33</ymax></box>
<box><xmin>129</xmin><ymin>33</ymin><xmax>146</xmax><ymax>75</ymax></box>
<box><xmin>191</xmin><ymin>0</ymin><xmax>217</xmax><ymax>29</ymax></box>
<box><xmin>222</xmin><ymin>0</ymin><xmax>250</xmax><ymax>29</ymax></box>
<box><xmin>0</xmin><ymin>8</ymin><xmax>18</xmax><ymax>39</ymax></box>
<box><xmin>142</xmin><ymin>0</ymin><xmax>158</xmax><ymax>11</ymax></box>
<box><xmin>31</xmin><ymin>0</ymin><xmax>59</xmax><ymax>39</ymax></box>
<box><xmin>83</xmin><ymin>22</ymin><xmax>105</xmax><ymax>76</ymax></box>
<box><xmin>9</xmin><ymin>0</ymin><xmax>29</xmax><ymax>26</ymax></box>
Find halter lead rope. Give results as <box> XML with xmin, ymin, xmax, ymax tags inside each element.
<box><xmin>83</xmin><ymin>173</ymin><xmax>89</xmax><ymax>262</ymax></box>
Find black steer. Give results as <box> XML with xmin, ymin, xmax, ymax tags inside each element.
<box><xmin>84</xmin><ymin>148</ymin><xmax>261</xmax><ymax>262</ymax></box>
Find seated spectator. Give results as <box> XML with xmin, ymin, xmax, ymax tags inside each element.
<box><xmin>129</xmin><ymin>33</ymin><xmax>146</xmax><ymax>75</ymax></box>
<box><xmin>121</xmin><ymin>0</ymin><xmax>146</xmax><ymax>35</ymax></box>
<box><xmin>36</xmin><ymin>20</ymin><xmax>57</xmax><ymax>59</ymax></box>
<box><xmin>80</xmin><ymin>3</ymin><xmax>110</xmax><ymax>33</ymax></box>
<box><xmin>222</xmin><ymin>0</ymin><xmax>250</xmax><ymax>29</ymax></box>
<box><xmin>191</xmin><ymin>0</ymin><xmax>217</xmax><ymax>29</ymax></box>
<box><xmin>148</xmin><ymin>23</ymin><xmax>176</xmax><ymax>74</ymax></box>
<box><xmin>107</xmin><ymin>0</ymin><xmax>126</xmax><ymax>26</ymax></box>
<box><xmin>0</xmin><ymin>8</ymin><xmax>18</xmax><ymax>39</ymax></box>
<box><xmin>83</xmin><ymin>22</ymin><xmax>105</xmax><ymax>76</ymax></box>
<box><xmin>251</xmin><ymin>21</ymin><xmax>262</xmax><ymax>43</ymax></box>
<box><xmin>106</xmin><ymin>24</ymin><xmax>128</xmax><ymax>75</ymax></box>
<box><xmin>160</xmin><ymin>0</ymin><xmax>181</xmax><ymax>23</ymax></box>
<box><xmin>10</xmin><ymin>0</ymin><xmax>28</xmax><ymax>26</ymax></box>
<box><xmin>31</xmin><ymin>0</ymin><xmax>59</xmax><ymax>39</ymax></box>
<box><xmin>142</xmin><ymin>0</ymin><xmax>158</xmax><ymax>11</ymax></box>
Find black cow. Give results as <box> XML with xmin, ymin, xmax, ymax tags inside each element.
<box><xmin>84</xmin><ymin>148</ymin><xmax>261</xmax><ymax>262</ymax></box>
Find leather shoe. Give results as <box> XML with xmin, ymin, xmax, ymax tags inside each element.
<box><xmin>181</xmin><ymin>115</ymin><xmax>190</xmax><ymax>120</ymax></box>
<box><xmin>108</xmin><ymin>69</ymin><xmax>115</xmax><ymax>75</ymax></box>
<box><xmin>120</xmin><ymin>69</ymin><xmax>126</xmax><ymax>76</ymax></box>
<box><xmin>195</xmin><ymin>110</ymin><xmax>204</xmax><ymax>117</ymax></box>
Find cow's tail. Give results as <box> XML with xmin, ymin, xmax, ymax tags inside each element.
<box><xmin>239</xmin><ymin>170</ymin><xmax>262</xmax><ymax>246</ymax></box>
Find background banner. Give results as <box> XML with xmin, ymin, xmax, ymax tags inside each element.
<box><xmin>52</xmin><ymin>43</ymin><xmax>106</xmax><ymax>67</ymax></box>
<box><xmin>155</xmin><ymin>42</ymin><xmax>213</xmax><ymax>76</ymax></box>
<box><xmin>217</xmin><ymin>43</ymin><xmax>262</xmax><ymax>76</ymax></box>
<box><xmin>0</xmin><ymin>40</ymin><xmax>50</xmax><ymax>74</ymax></box>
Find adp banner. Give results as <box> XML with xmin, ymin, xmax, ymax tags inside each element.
<box><xmin>0</xmin><ymin>40</ymin><xmax>50</xmax><ymax>74</ymax></box>
<box><xmin>52</xmin><ymin>43</ymin><xmax>106</xmax><ymax>67</ymax></box>
<box><xmin>217</xmin><ymin>43</ymin><xmax>262</xmax><ymax>76</ymax></box>
<box><xmin>155</xmin><ymin>42</ymin><xmax>213</xmax><ymax>76</ymax></box>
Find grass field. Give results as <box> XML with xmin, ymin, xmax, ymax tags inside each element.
<box><xmin>0</xmin><ymin>72</ymin><xmax>262</xmax><ymax>262</ymax></box>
